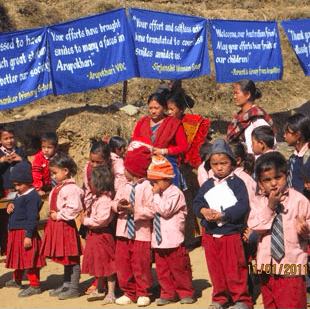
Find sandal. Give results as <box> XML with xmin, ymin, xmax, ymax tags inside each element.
<box><xmin>102</xmin><ymin>294</ymin><xmax>116</xmax><ymax>306</ymax></box>
<box><xmin>87</xmin><ymin>290</ymin><xmax>106</xmax><ymax>302</ymax></box>
<box><xmin>208</xmin><ymin>302</ymin><xmax>224</xmax><ymax>309</ymax></box>
<box><xmin>85</xmin><ymin>285</ymin><xmax>97</xmax><ymax>295</ymax></box>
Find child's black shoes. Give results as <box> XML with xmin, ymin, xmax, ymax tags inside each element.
<box><xmin>58</xmin><ymin>288</ymin><xmax>80</xmax><ymax>300</ymax></box>
<box><xmin>18</xmin><ymin>286</ymin><xmax>41</xmax><ymax>297</ymax></box>
<box><xmin>5</xmin><ymin>279</ymin><xmax>22</xmax><ymax>289</ymax></box>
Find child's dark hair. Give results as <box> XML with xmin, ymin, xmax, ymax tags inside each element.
<box><xmin>166</xmin><ymin>86</ymin><xmax>195</xmax><ymax>111</ymax></box>
<box><xmin>91</xmin><ymin>166</ymin><xmax>114</xmax><ymax>196</ymax></box>
<box><xmin>0</xmin><ymin>124</ymin><xmax>14</xmax><ymax>138</ymax></box>
<box><xmin>254</xmin><ymin>152</ymin><xmax>288</xmax><ymax>182</ymax></box>
<box><xmin>251</xmin><ymin>125</ymin><xmax>275</xmax><ymax>149</ymax></box>
<box><xmin>108</xmin><ymin>136</ymin><xmax>127</xmax><ymax>153</ymax></box>
<box><xmin>49</xmin><ymin>153</ymin><xmax>77</xmax><ymax>177</ymax></box>
<box><xmin>229</xmin><ymin>141</ymin><xmax>255</xmax><ymax>175</ymax></box>
<box><xmin>199</xmin><ymin>141</ymin><xmax>212</xmax><ymax>162</ymax></box>
<box><xmin>236</xmin><ymin>79</ymin><xmax>262</xmax><ymax>102</ymax></box>
<box><xmin>284</xmin><ymin>113</ymin><xmax>310</xmax><ymax>142</ymax></box>
<box><xmin>147</xmin><ymin>87</ymin><xmax>170</xmax><ymax>108</ymax></box>
<box><xmin>90</xmin><ymin>138</ymin><xmax>111</xmax><ymax>168</ymax></box>
<box><xmin>41</xmin><ymin>132</ymin><xmax>58</xmax><ymax>146</ymax></box>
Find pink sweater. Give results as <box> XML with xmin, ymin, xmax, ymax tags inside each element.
<box><xmin>151</xmin><ymin>184</ymin><xmax>187</xmax><ymax>249</ymax></box>
<box><xmin>110</xmin><ymin>152</ymin><xmax>127</xmax><ymax>193</ymax></box>
<box><xmin>111</xmin><ymin>180</ymin><xmax>154</xmax><ymax>241</ymax></box>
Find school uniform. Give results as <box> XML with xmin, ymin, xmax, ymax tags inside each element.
<box><xmin>111</xmin><ymin>179</ymin><xmax>154</xmax><ymax>302</ymax></box>
<box><xmin>82</xmin><ymin>161</ymin><xmax>93</xmax><ymax>210</ymax></box>
<box><xmin>31</xmin><ymin>150</ymin><xmax>52</xmax><ymax>192</ymax></box>
<box><xmin>152</xmin><ymin>184</ymin><xmax>194</xmax><ymax>301</ymax></box>
<box><xmin>197</xmin><ymin>161</ymin><xmax>210</xmax><ymax>187</ymax></box>
<box><xmin>82</xmin><ymin>193</ymin><xmax>116</xmax><ymax>277</ymax></box>
<box><xmin>40</xmin><ymin>179</ymin><xmax>84</xmax><ymax>265</ymax></box>
<box><xmin>248</xmin><ymin>188</ymin><xmax>310</xmax><ymax>309</ymax></box>
<box><xmin>194</xmin><ymin>172</ymin><xmax>253</xmax><ymax>308</ymax></box>
<box><xmin>111</xmin><ymin>152</ymin><xmax>127</xmax><ymax>193</ymax></box>
<box><xmin>6</xmin><ymin>188</ymin><xmax>46</xmax><ymax>286</ymax></box>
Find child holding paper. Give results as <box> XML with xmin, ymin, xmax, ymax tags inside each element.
<box><xmin>193</xmin><ymin>138</ymin><xmax>252</xmax><ymax>309</ymax></box>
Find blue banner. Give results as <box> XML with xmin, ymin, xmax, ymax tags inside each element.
<box><xmin>209</xmin><ymin>20</ymin><xmax>283</xmax><ymax>83</ymax></box>
<box><xmin>129</xmin><ymin>8</ymin><xmax>210</xmax><ymax>80</ymax></box>
<box><xmin>281</xmin><ymin>19</ymin><xmax>310</xmax><ymax>76</ymax></box>
<box><xmin>48</xmin><ymin>8</ymin><xmax>137</xmax><ymax>95</ymax></box>
<box><xmin>0</xmin><ymin>27</ymin><xmax>52</xmax><ymax>110</ymax></box>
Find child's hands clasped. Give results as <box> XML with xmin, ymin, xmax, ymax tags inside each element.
<box><xmin>296</xmin><ymin>215</ymin><xmax>310</xmax><ymax>239</ymax></box>
<box><xmin>200</xmin><ymin>208</ymin><xmax>222</xmax><ymax>222</ymax></box>
<box><xmin>117</xmin><ymin>199</ymin><xmax>134</xmax><ymax>214</ymax></box>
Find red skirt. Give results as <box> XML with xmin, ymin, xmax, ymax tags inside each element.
<box><xmin>6</xmin><ymin>229</ymin><xmax>46</xmax><ymax>270</ymax></box>
<box><xmin>40</xmin><ymin>218</ymin><xmax>83</xmax><ymax>265</ymax></box>
<box><xmin>82</xmin><ymin>230</ymin><xmax>116</xmax><ymax>277</ymax></box>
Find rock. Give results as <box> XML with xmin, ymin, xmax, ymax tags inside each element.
<box><xmin>120</xmin><ymin>104</ymin><xmax>139</xmax><ymax>116</ymax></box>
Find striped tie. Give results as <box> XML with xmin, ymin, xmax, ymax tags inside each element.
<box><xmin>127</xmin><ymin>183</ymin><xmax>137</xmax><ymax>239</ymax></box>
<box><xmin>287</xmin><ymin>155</ymin><xmax>296</xmax><ymax>187</ymax></box>
<box><xmin>270</xmin><ymin>204</ymin><xmax>285</xmax><ymax>261</ymax></box>
<box><xmin>51</xmin><ymin>178</ymin><xmax>57</xmax><ymax>188</ymax></box>
<box><xmin>154</xmin><ymin>213</ymin><xmax>162</xmax><ymax>245</ymax></box>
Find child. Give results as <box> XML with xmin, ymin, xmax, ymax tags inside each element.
<box><xmin>247</xmin><ymin>152</ymin><xmax>310</xmax><ymax>309</ymax></box>
<box><xmin>31</xmin><ymin>132</ymin><xmax>58</xmax><ymax>196</ymax></box>
<box><xmin>0</xmin><ymin>124</ymin><xmax>28</xmax><ymax>196</ymax></box>
<box><xmin>251</xmin><ymin>125</ymin><xmax>276</xmax><ymax>159</ymax></box>
<box><xmin>5</xmin><ymin>161</ymin><xmax>46</xmax><ymax>297</ymax></box>
<box><xmin>197</xmin><ymin>141</ymin><xmax>212</xmax><ymax>187</ymax></box>
<box><xmin>111</xmin><ymin>143</ymin><xmax>154</xmax><ymax>307</ymax></box>
<box><xmin>108</xmin><ymin>136</ymin><xmax>127</xmax><ymax>192</ymax></box>
<box><xmin>284</xmin><ymin>113</ymin><xmax>310</xmax><ymax>193</ymax></box>
<box><xmin>40</xmin><ymin>153</ymin><xmax>84</xmax><ymax>300</ymax></box>
<box><xmin>147</xmin><ymin>155</ymin><xmax>195</xmax><ymax>305</ymax></box>
<box><xmin>82</xmin><ymin>138</ymin><xmax>111</xmax><ymax>211</ymax></box>
<box><xmin>193</xmin><ymin>138</ymin><xmax>252</xmax><ymax>309</ymax></box>
<box><xmin>80</xmin><ymin>166</ymin><xmax>116</xmax><ymax>304</ymax></box>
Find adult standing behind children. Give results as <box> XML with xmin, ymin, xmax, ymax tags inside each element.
<box><xmin>131</xmin><ymin>88</ymin><xmax>188</xmax><ymax>190</ymax></box>
<box><xmin>226</xmin><ymin>79</ymin><xmax>275</xmax><ymax>155</ymax></box>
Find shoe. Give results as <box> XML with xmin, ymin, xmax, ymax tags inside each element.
<box><xmin>180</xmin><ymin>297</ymin><xmax>196</xmax><ymax>304</ymax></box>
<box><xmin>18</xmin><ymin>286</ymin><xmax>41</xmax><ymax>297</ymax></box>
<box><xmin>85</xmin><ymin>284</ymin><xmax>97</xmax><ymax>295</ymax></box>
<box><xmin>115</xmin><ymin>295</ymin><xmax>133</xmax><ymax>305</ymax></box>
<box><xmin>58</xmin><ymin>288</ymin><xmax>80</xmax><ymax>300</ymax></box>
<box><xmin>102</xmin><ymin>294</ymin><xmax>116</xmax><ymax>306</ymax></box>
<box><xmin>49</xmin><ymin>286</ymin><xmax>68</xmax><ymax>297</ymax></box>
<box><xmin>137</xmin><ymin>296</ymin><xmax>151</xmax><ymax>307</ymax></box>
<box><xmin>208</xmin><ymin>302</ymin><xmax>225</xmax><ymax>309</ymax></box>
<box><xmin>156</xmin><ymin>298</ymin><xmax>174</xmax><ymax>306</ymax></box>
<box><xmin>87</xmin><ymin>291</ymin><xmax>106</xmax><ymax>302</ymax></box>
<box><xmin>228</xmin><ymin>302</ymin><xmax>251</xmax><ymax>309</ymax></box>
<box><xmin>5</xmin><ymin>279</ymin><xmax>22</xmax><ymax>289</ymax></box>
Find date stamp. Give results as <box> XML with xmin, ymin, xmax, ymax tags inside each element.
<box><xmin>249</xmin><ymin>263</ymin><xmax>308</xmax><ymax>275</ymax></box>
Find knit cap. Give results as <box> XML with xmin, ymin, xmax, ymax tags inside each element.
<box><xmin>124</xmin><ymin>143</ymin><xmax>152</xmax><ymax>178</ymax></box>
<box><xmin>10</xmin><ymin>161</ymin><xmax>33</xmax><ymax>183</ymax></box>
<box><xmin>147</xmin><ymin>155</ymin><xmax>175</xmax><ymax>179</ymax></box>
<box><xmin>205</xmin><ymin>138</ymin><xmax>235</xmax><ymax>163</ymax></box>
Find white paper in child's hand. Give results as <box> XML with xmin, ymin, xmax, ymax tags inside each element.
<box><xmin>204</xmin><ymin>181</ymin><xmax>237</xmax><ymax>212</ymax></box>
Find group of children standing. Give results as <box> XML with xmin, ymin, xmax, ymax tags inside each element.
<box><xmin>1</xmin><ymin>110</ymin><xmax>310</xmax><ymax>309</ymax></box>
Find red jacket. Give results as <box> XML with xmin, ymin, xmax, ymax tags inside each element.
<box><xmin>31</xmin><ymin>150</ymin><xmax>52</xmax><ymax>192</ymax></box>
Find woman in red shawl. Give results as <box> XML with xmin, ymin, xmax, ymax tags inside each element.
<box><xmin>226</xmin><ymin>79</ymin><xmax>275</xmax><ymax>154</ymax></box>
<box><xmin>131</xmin><ymin>88</ymin><xmax>188</xmax><ymax>190</ymax></box>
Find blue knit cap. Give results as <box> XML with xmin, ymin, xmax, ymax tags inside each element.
<box><xmin>205</xmin><ymin>138</ymin><xmax>236</xmax><ymax>163</ymax></box>
<box><xmin>10</xmin><ymin>161</ymin><xmax>33</xmax><ymax>183</ymax></box>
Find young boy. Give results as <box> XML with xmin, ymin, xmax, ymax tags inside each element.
<box><xmin>248</xmin><ymin>152</ymin><xmax>310</xmax><ymax>309</ymax></box>
<box><xmin>193</xmin><ymin>138</ymin><xmax>252</xmax><ymax>309</ymax></box>
<box><xmin>251</xmin><ymin>125</ymin><xmax>276</xmax><ymax>159</ymax></box>
<box><xmin>111</xmin><ymin>143</ymin><xmax>154</xmax><ymax>307</ymax></box>
<box><xmin>31</xmin><ymin>132</ymin><xmax>58</xmax><ymax>196</ymax></box>
<box><xmin>147</xmin><ymin>155</ymin><xmax>195</xmax><ymax>306</ymax></box>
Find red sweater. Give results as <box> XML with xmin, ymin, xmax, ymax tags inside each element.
<box><xmin>31</xmin><ymin>150</ymin><xmax>52</xmax><ymax>192</ymax></box>
<box><xmin>132</xmin><ymin>116</ymin><xmax>188</xmax><ymax>156</ymax></box>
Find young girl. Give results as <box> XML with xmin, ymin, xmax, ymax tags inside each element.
<box><xmin>80</xmin><ymin>166</ymin><xmax>116</xmax><ymax>304</ymax></box>
<box><xmin>284</xmin><ymin>113</ymin><xmax>310</xmax><ymax>193</ymax></box>
<box><xmin>40</xmin><ymin>153</ymin><xmax>84</xmax><ymax>300</ymax></box>
<box><xmin>147</xmin><ymin>155</ymin><xmax>195</xmax><ymax>306</ymax></box>
<box><xmin>248</xmin><ymin>152</ymin><xmax>310</xmax><ymax>309</ymax></box>
<box><xmin>111</xmin><ymin>143</ymin><xmax>154</xmax><ymax>307</ymax></box>
<box><xmin>108</xmin><ymin>136</ymin><xmax>127</xmax><ymax>193</ymax></box>
<box><xmin>5</xmin><ymin>161</ymin><xmax>46</xmax><ymax>297</ymax></box>
<box><xmin>193</xmin><ymin>138</ymin><xmax>252</xmax><ymax>309</ymax></box>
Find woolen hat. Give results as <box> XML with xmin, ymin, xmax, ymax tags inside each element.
<box><xmin>10</xmin><ymin>161</ymin><xmax>33</xmax><ymax>183</ymax></box>
<box><xmin>124</xmin><ymin>143</ymin><xmax>152</xmax><ymax>178</ymax></box>
<box><xmin>205</xmin><ymin>138</ymin><xmax>236</xmax><ymax>163</ymax></box>
<box><xmin>147</xmin><ymin>155</ymin><xmax>175</xmax><ymax>179</ymax></box>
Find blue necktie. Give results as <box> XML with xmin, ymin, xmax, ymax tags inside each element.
<box><xmin>154</xmin><ymin>213</ymin><xmax>162</xmax><ymax>245</ymax></box>
<box><xmin>127</xmin><ymin>183</ymin><xmax>137</xmax><ymax>239</ymax></box>
<box><xmin>270</xmin><ymin>204</ymin><xmax>285</xmax><ymax>261</ymax></box>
